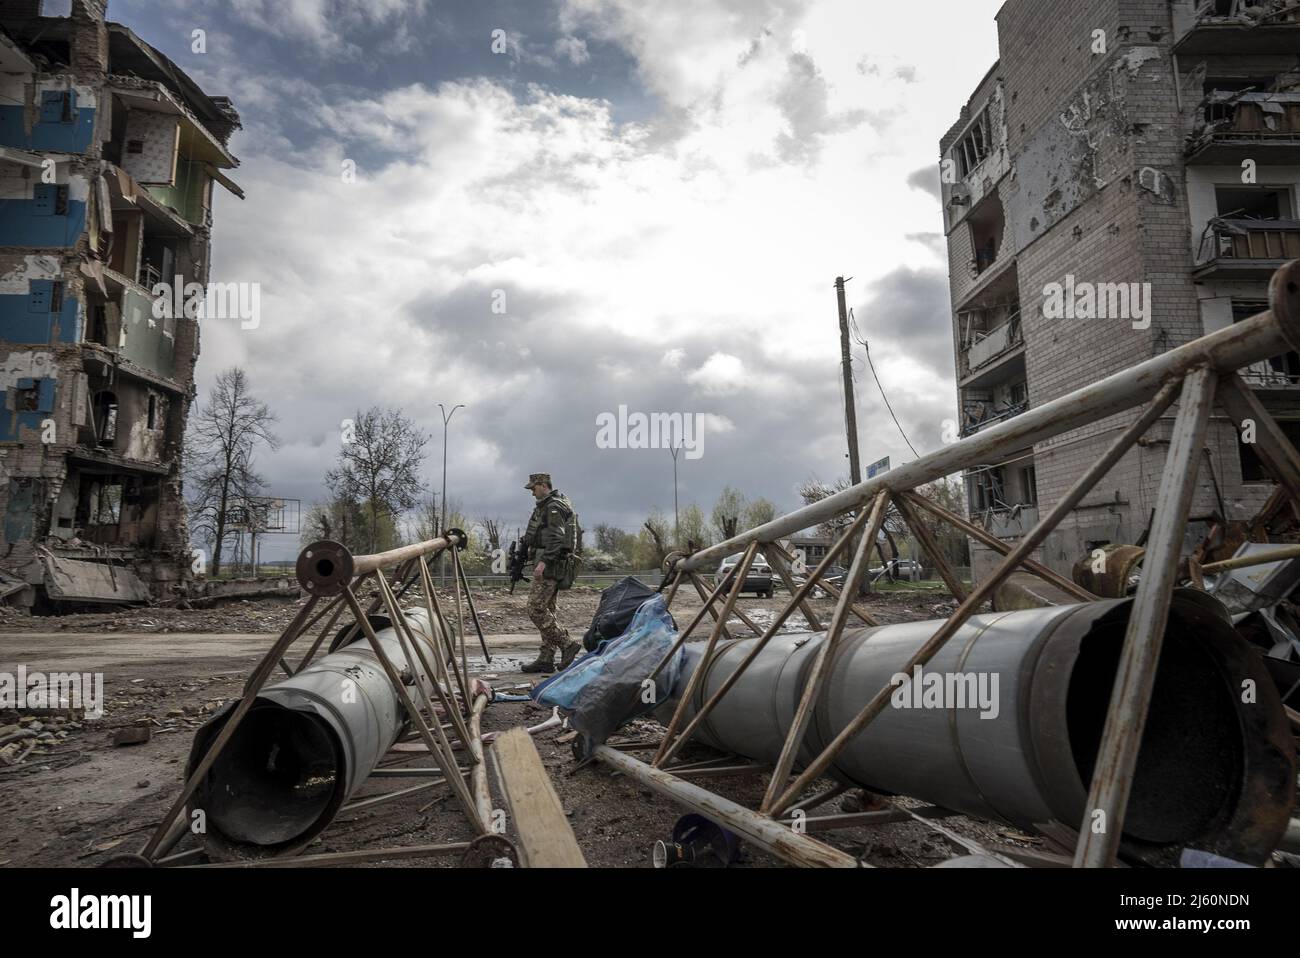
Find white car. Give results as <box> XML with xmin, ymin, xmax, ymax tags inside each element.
<box><xmin>714</xmin><ymin>553</ymin><xmax>775</xmax><ymax>598</ymax></box>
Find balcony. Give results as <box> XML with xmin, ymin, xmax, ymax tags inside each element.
<box><xmin>978</xmin><ymin>504</ymin><xmax>1040</xmax><ymax>539</ymax></box>
<box><xmin>961</xmin><ymin>397</ymin><xmax>1028</xmax><ymax>439</ymax></box>
<box><xmin>1187</xmin><ymin>91</ymin><xmax>1300</xmax><ymax>164</ymax></box>
<box><xmin>959</xmin><ymin>311</ymin><xmax>1023</xmax><ymax>384</ymax></box>
<box><xmin>1175</xmin><ymin>1</ymin><xmax>1300</xmax><ymax>55</ymax></box>
<box><xmin>1194</xmin><ymin>218</ymin><xmax>1300</xmax><ymax>280</ymax></box>
<box><xmin>1239</xmin><ymin>357</ymin><xmax>1300</xmax><ymax>391</ymax></box>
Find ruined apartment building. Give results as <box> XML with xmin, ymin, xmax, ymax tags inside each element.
<box><xmin>941</xmin><ymin>0</ymin><xmax>1300</xmax><ymax>582</ymax></box>
<box><xmin>0</xmin><ymin>0</ymin><xmax>240</xmax><ymax>608</ymax></box>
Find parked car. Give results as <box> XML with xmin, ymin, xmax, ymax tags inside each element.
<box><xmin>714</xmin><ymin>552</ymin><xmax>775</xmax><ymax>598</ymax></box>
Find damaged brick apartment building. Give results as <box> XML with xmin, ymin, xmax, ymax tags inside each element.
<box><xmin>0</xmin><ymin>0</ymin><xmax>240</xmax><ymax>609</ymax></box>
<box><xmin>942</xmin><ymin>0</ymin><xmax>1300</xmax><ymax>582</ymax></box>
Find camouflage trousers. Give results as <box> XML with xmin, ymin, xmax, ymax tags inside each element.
<box><xmin>527</xmin><ymin>575</ymin><xmax>572</xmax><ymax>653</ymax></box>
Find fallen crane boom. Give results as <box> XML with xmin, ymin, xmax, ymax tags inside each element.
<box><xmin>656</xmin><ymin>593</ymin><xmax>1295</xmax><ymax>864</ymax></box>
<box><xmin>678</xmin><ymin>263</ymin><xmax>1300</xmax><ymax>574</ymax></box>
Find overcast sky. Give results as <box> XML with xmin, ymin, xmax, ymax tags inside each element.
<box><xmin>104</xmin><ymin>0</ymin><xmax>1005</xmax><ymax>560</ymax></box>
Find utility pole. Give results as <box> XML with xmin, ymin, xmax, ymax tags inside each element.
<box><xmin>837</xmin><ymin>276</ymin><xmax>867</xmax><ymax>593</ymax></box>
<box><xmin>670</xmin><ymin>443</ymin><xmax>682</xmax><ymax>549</ymax></box>
<box><xmin>836</xmin><ymin>276</ymin><xmax>862</xmax><ymax>486</ymax></box>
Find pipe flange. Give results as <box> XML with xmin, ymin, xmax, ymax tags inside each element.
<box><xmin>663</xmin><ymin>551</ymin><xmax>688</xmax><ymax>576</ymax></box>
<box><xmin>297</xmin><ymin>540</ymin><xmax>355</xmax><ymax>597</ymax></box>
<box><xmin>445</xmin><ymin>527</ymin><xmax>469</xmax><ymax>551</ymax></box>
<box><xmin>460</xmin><ymin>834</ymin><xmax>520</xmax><ymax>868</ymax></box>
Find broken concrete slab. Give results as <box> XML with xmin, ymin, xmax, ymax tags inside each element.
<box><xmin>40</xmin><ymin>554</ymin><xmax>149</xmax><ymax>605</ymax></box>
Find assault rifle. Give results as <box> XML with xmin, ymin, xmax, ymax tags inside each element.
<box><xmin>507</xmin><ymin>538</ymin><xmax>530</xmax><ymax>593</ymax></box>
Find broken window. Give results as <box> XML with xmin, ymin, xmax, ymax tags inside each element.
<box><xmin>147</xmin><ymin>395</ymin><xmax>159</xmax><ymax>430</ymax></box>
<box><xmin>955</xmin><ymin>107</ymin><xmax>992</xmax><ymax>179</ymax></box>
<box><xmin>93</xmin><ymin>391</ymin><xmax>118</xmax><ymax>447</ymax></box>
<box><xmin>1241</xmin><ymin>419</ymin><xmax>1300</xmax><ymax>482</ymax></box>
<box><xmin>90</xmin><ymin>482</ymin><xmax>123</xmax><ymax>526</ymax></box>
<box><xmin>1208</xmin><ymin>188</ymin><xmax>1300</xmax><ymax>262</ymax></box>
<box><xmin>968</xmin><ymin>465</ymin><xmax>1007</xmax><ymax>514</ymax></box>
<box><xmin>1234</xmin><ymin>299</ymin><xmax>1300</xmax><ymax>387</ymax></box>
<box><xmin>15</xmin><ymin>384</ymin><xmax>40</xmax><ymax>412</ymax></box>
<box><xmin>140</xmin><ymin>236</ymin><xmax>176</xmax><ymax>290</ymax></box>
<box><xmin>89</xmin><ymin>305</ymin><xmax>109</xmax><ymax>346</ymax></box>
<box><xmin>39</xmin><ymin>89</ymin><xmax>75</xmax><ymax>124</ymax></box>
<box><xmin>1216</xmin><ymin>186</ymin><xmax>1292</xmax><ymax>220</ymax></box>
<box><xmin>967</xmin><ymin>193</ymin><xmax>1006</xmax><ymax>275</ymax></box>
<box><xmin>33</xmin><ymin>185</ymin><xmax>69</xmax><ymax>217</ymax></box>
<box><xmin>1021</xmin><ymin>465</ymin><xmax>1039</xmax><ymax>507</ymax></box>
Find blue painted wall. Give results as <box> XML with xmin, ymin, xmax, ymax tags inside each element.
<box><xmin>0</xmin><ymin>376</ymin><xmax>57</xmax><ymax>441</ymax></box>
<box><xmin>0</xmin><ymin>281</ymin><xmax>81</xmax><ymax>343</ymax></box>
<box><xmin>0</xmin><ymin>189</ymin><xmax>87</xmax><ymax>248</ymax></box>
<box><xmin>0</xmin><ymin>89</ymin><xmax>96</xmax><ymax>154</ymax></box>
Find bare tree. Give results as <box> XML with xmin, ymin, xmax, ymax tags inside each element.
<box><xmin>477</xmin><ymin>515</ymin><xmax>503</xmax><ymax>552</ymax></box>
<box><xmin>798</xmin><ymin>476</ymin><xmax>898</xmax><ymax>572</ymax></box>
<box><xmin>712</xmin><ymin>484</ymin><xmax>745</xmax><ymax>541</ymax></box>
<box><xmin>302</xmin><ymin>495</ymin><xmax>366</xmax><ymax>551</ymax></box>
<box><xmin>641</xmin><ymin>510</ymin><xmax>671</xmax><ymax>566</ymax></box>
<box><xmin>187</xmin><ymin>368</ymin><xmax>278</xmax><ymax>577</ymax></box>
<box><xmin>326</xmin><ymin>406</ymin><xmax>429</xmax><ymax>553</ymax></box>
<box><xmin>743</xmin><ymin>497</ymin><xmax>776</xmax><ymax>530</ymax></box>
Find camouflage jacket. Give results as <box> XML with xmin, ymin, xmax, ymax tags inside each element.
<box><xmin>525</xmin><ymin>491</ymin><xmax>577</xmax><ymax>568</ymax></box>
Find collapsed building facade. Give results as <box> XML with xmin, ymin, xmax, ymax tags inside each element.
<box><xmin>0</xmin><ymin>0</ymin><xmax>240</xmax><ymax>608</ymax></box>
<box><xmin>942</xmin><ymin>0</ymin><xmax>1300</xmax><ymax>581</ymax></box>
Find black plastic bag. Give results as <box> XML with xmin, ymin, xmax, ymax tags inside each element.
<box><xmin>583</xmin><ymin>576</ymin><xmax>663</xmax><ymax>651</ymax></box>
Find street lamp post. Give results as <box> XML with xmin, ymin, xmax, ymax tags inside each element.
<box><xmin>669</xmin><ymin>442</ymin><xmax>682</xmax><ymax>549</ymax></box>
<box><xmin>437</xmin><ymin>403</ymin><xmax>464</xmax><ymax>585</ymax></box>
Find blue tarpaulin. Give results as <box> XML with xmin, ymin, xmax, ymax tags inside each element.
<box><xmin>531</xmin><ymin>594</ymin><xmax>682</xmax><ymax>749</ymax></box>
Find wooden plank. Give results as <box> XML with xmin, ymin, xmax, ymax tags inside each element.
<box><xmin>491</xmin><ymin>727</ymin><xmax>587</xmax><ymax>868</ymax></box>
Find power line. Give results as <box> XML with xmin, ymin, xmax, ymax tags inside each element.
<box><xmin>849</xmin><ymin>308</ymin><xmax>920</xmax><ymax>458</ymax></box>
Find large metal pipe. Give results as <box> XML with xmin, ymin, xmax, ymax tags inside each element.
<box><xmin>678</xmin><ymin>261</ymin><xmax>1300</xmax><ymax>574</ymax></box>
<box><xmin>296</xmin><ymin>533</ymin><xmax>464</xmax><ymax>596</ymax></box>
<box><xmin>186</xmin><ymin>609</ymin><xmax>446</xmax><ymax>859</ymax></box>
<box><xmin>658</xmin><ymin>592</ymin><xmax>1294</xmax><ymax>863</ymax></box>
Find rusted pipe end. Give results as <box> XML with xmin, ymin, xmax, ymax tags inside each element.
<box><xmin>445</xmin><ymin>527</ymin><xmax>469</xmax><ymax>551</ymax></box>
<box><xmin>1270</xmin><ymin>258</ymin><xmax>1300</xmax><ymax>353</ymax></box>
<box><xmin>296</xmin><ymin>540</ymin><xmax>355</xmax><ymax>597</ymax></box>
<box><xmin>1070</xmin><ymin>544</ymin><xmax>1144</xmax><ymax>598</ymax></box>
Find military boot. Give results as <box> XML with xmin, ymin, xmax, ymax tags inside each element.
<box><xmin>559</xmin><ymin>640</ymin><xmax>582</xmax><ymax>671</ymax></box>
<box><xmin>520</xmin><ymin>651</ymin><xmax>556</xmax><ymax>674</ymax></box>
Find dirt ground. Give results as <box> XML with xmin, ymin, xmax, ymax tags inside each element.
<box><xmin>0</xmin><ymin>584</ymin><xmax>1054</xmax><ymax>868</ymax></box>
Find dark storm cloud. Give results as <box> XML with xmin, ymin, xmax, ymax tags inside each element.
<box><xmin>907</xmin><ymin>163</ymin><xmax>942</xmax><ymax>200</ymax></box>
<box><xmin>397</xmin><ymin>283</ymin><xmax>855</xmax><ymax>536</ymax></box>
<box><xmin>852</xmin><ymin>266</ymin><xmax>953</xmax><ymax>379</ymax></box>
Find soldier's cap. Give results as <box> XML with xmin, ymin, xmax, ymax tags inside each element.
<box><xmin>525</xmin><ymin>472</ymin><xmax>552</xmax><ymax>489</ymax></box>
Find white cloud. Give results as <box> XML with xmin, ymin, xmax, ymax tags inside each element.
<box><xmin>555</xmin><ymin>35</ymin><xmax>591</xmax><ymax>66</ymax></box>
<box><xmin>190</xmin><ymin>0</ymin><xmax>1009</xmax><ymax>549</ymax></box>
<box><xmin>686</xmin><ymin>353</ymin><xmax>747</xmax><ymax>395</ymax></box>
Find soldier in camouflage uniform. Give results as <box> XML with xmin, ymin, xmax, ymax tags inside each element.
<box><xmin>521</xmin><ymin>472</ymin><xmax>583</xmax><ymax>674</ymax></box>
